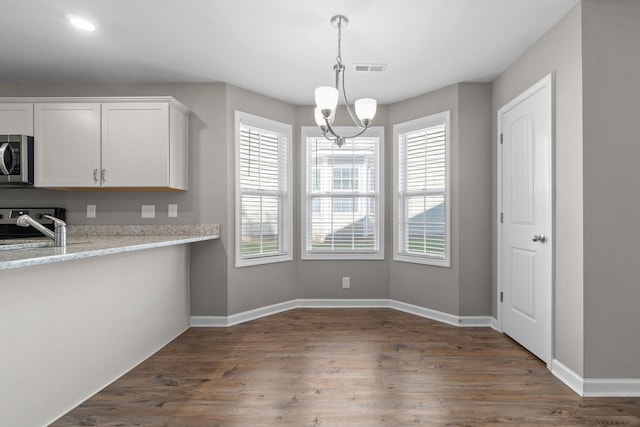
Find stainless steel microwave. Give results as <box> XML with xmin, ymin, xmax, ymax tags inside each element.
<box><xmin>0</xmin><ymin>135</ymin><xmax>34</xmax><ymax>186</ymax></box>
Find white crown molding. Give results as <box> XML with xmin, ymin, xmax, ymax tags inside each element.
<box><xmin>0</xmin><ymin>96</ymin><xmax>190</xmax><ymax>113</ymax></box>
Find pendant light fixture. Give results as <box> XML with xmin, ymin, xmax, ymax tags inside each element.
<box><xmin>314</xmin><ymin>15</ymin><xmax>377</xmax><ymax>147</ymax></box>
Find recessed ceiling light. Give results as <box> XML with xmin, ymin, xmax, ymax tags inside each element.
<box><xmin>67</xmin><ymin>15</ymin><xmax>96</xmax><ymax>32</ymax></box>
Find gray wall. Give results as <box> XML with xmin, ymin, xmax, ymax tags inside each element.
<box><xmin>294</xmin><ymin>105</ymin><xmax>391</xmax><ymax>301</ymax></box>
<box><xmin>224</xmin><ymin>85</ymin><xmax>298</xmax><ymax>314</ymax></box>
<box><xmin>491</xmin><ymin>3</ymin><xmax>584</xmax><ymax>376</ymax></box>
<box><xmin>458</xmin><ymin>83</ymin><xmax>493</xmax><ymax>316</ymax></box>
<box><xmin>387</xmin><ymin>83</ymin><xmax>493</xmax><ymax>316</ymax></box>
<box><xmin>582</xmin><ymin>0</ymin><xmax>640</xmax><ymax>378</ymax></box>
<box><xmin>388</xmin><ymin>85</ymin><xmax>461</xmax><ymax>314</ymax></box>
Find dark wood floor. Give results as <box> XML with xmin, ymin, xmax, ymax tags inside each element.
<box><xmin>53</xmin><ymin>308</ymin><xmax>640</xmax><ymax>426</ymax></box>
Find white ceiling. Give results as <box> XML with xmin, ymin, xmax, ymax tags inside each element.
<box><xmin>0</xmin><ymin>0</ymin><xmax>579</xmax><ymax>105</ymax></box>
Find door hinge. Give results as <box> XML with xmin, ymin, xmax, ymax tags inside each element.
<box><xmin>500</xmin><ymin>212</ymin><xmax>503</xmax><ymax>223</ymax></box>
<box><xmin>500</xmin><ymin>291</ymin><xmax>504</xmax><ymax>302</ymax></box>
<box><xmin>500</xmin><ymin>133</ymin><xmax>504</xmax><ymax>144</ymax></box>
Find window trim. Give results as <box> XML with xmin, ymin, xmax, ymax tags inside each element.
<box><xmin>393</xmin><ymin>111</ymin><xmax>451</xmax><ymax>267</ymax></box>
<box><xmin>301</xmin><ymin>126</ymin><xmax>385</xmax><ymax>261</ymax></box>
<box><xmin>234</xmin><ymin>111</ymin><xmax>293</xmax><ymax>267</ymax></box>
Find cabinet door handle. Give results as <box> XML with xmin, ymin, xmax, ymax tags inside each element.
<box><xmin>93</xmin><ymin>169</ymin><xmax>98</xmax><ymax>183</ymax></box>
<box><xmin>100</xmin><ymin>169</ymin><xmax>106</xmax><ymax>183</ymax></box>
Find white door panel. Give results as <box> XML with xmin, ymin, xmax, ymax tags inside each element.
<box><xmin>499</xmin><ymin>74</ymin><xmax>553</xmax><ymax>364</ymax></box>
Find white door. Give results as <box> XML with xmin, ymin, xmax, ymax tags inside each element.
<box><xmin>499</xmin><ymin>74</ymin><xmax>553</xmax><ymax>364</ymax></box>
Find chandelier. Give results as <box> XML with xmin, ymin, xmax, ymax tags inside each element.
<box><xmin>314</xmin><ymin>15</ymin><xmax>377</xmax><ymax>147</ymax></box>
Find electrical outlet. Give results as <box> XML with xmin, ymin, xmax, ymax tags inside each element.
<box><xmin>342</xmin><ymin>277</ymin><xmax>351</xmax><ymax>289</ymax></box>
<box><xmin>86</xmin><ymin>204</ymin><xmax>96</xmax><ymax>218</ymax></box>
<box><xmin>168</xmin><ymin>204</ymin><xmax>178</xmax><ymax>218</ymax></box>
<box><xmin>141</xmin><ymin>205</ymin><xmax>155</xmax><ymax>219</ymax></box>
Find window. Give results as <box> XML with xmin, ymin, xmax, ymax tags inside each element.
<box><xmin>235</xmin><ymin>111</ymin><xmax>292</xmax><ymax>267</ymax></box>
<box><xmin>394</xmin><ymin>111</ymin><xmax>450</xmax><ymax>266</ymax></box>
<box><xmin>333</xmin><ymin>167</ymin><xmax>359</xmax><ymax>191</ymax></box>
<box><xmin>302</xmin><ymin>126</ymin><xmax>384</xmax><ymax>260</ymax></box>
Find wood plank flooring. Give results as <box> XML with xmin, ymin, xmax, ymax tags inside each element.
<box><xmin>52</xmin><ymin>308</ymin><xmax>640</xmax><ymax>426</ymax></box>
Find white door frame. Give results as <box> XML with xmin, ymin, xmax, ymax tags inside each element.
<box><xmin>497</xmin><ymin>73</ymin><xmax>554</xmax><ymax>366</ymax></box>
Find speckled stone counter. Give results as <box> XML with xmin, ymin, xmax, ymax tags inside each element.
<box><xmin>0</xmin><ymin>224</ymin><xmax>219</xmax><ymax>270</ymax></box>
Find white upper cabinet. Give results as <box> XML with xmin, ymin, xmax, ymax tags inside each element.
<box><xmin>35</xmin><ymin>103</ymin><xmax>102</xmax><ymax>187</ymax></box>
<box><xmin>0</xmin><ymin>103</ymin><xmax>34</xmax><ymax>135</ymax></box>
<box><xmin>29</xmin><ymin>97</ymin><xmax>189</xmax><ymax>190</ymax></box>
<box><xmin>102</xmin><ymin>103</ymin><xmax>169</xmax><ymax>188</ymax></box>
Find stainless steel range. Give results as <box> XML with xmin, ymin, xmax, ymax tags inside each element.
<box><xmin>0</xmin><ymin>207</ymin><xmax>66</xmax><ymax>239</ymax></box>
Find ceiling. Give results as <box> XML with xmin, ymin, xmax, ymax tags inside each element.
<box><xmin>1</xmin><ymin>0</ymin><xmax>579</xmax><ymax>105</ymax></box>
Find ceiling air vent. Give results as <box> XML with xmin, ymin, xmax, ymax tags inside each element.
<box><xmin>353</xmin><ymin>63</ymin><xmax>387</xmax><ymax>73</ymax></box>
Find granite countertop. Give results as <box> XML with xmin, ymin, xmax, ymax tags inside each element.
<box><xmin>0</xmin><ymin>224</ymin><xmax>219</xmax><ymax>271</ymax></box>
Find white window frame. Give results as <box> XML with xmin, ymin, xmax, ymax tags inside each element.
<box><xmin>393</xmin><ymin>111</ymin><xmax>451</xmax><ymax>267</ymax></box>
<box><xmin>235</xmin><ymin>111</ymin><xmax>293</xmax><ymax>267</ymax></box>
<box><xmin>301</xmin><ymin>126</ymin><xmax>384</xmax><ymax>260</ymax></box>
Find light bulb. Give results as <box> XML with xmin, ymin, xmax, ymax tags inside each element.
<box><xmin>314</xmin><ymin>108</ymin><xmax>328</xmax><ymax>131</ymax></box>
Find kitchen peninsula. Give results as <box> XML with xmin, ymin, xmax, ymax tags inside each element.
<box><xmin>0</xmin><ymin>224</ymin><xmax>219</xmax><ymax>269</ymax></box>
<box><xmin>0</xmin><ymin>224</ymin><xmax>219</xmax><ymax>427</ymax></box>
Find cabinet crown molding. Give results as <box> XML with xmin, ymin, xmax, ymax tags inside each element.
<box><xmin>0</xmin><ymin>96</ymin><xmax>190</xmax><ymax>114</ymax></box>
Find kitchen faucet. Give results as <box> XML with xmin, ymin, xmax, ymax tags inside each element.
<box><xmin>16</xmin><ymin>214</ymin><xmax>67</xmax><ymax>247</ymax></box>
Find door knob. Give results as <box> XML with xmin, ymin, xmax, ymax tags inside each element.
<box><xmin>532</xmin><ymin>234</ymin><xmax>546</xmax><ymax>243</ymax></box>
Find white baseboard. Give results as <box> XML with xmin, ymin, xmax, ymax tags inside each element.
<box><xmin>227</xmin><ymin>300</ymin><xmax>298</xmax><ymax>326</ymax></box>
<box><xmin>191</xmin><ymin>300</ymin><xmax>298</xmax><ymax>327</ymax></box>
<box><xmin>489</xmin><ymin>317</ymin><xmax>499</xmax><ymax>331</ymax></box>
<box><xmin>297</xmin><ymin>298</ymin><xmax>389</xmax><ymax>309</ymax></box>
<box><xmin>584</xmin><ymin>378</ymin><xmax>640</xmax><ymax>397</ymax></box>
<box><xmin>389</xmin><ymin>300</ymin><xmax>495</xmax><ymax>327</ymax></box>
<box><xmin>190</xmin><ymin>315</ymin><xmax>229</xmax><ymax>327</ymax></box>
<box><xmin>551</xmin><ymin>359</ymin><xmax>640</xmax><ymax>397</ymax></box>
<box><xmin>190</xmin><ymin>298</ymin><xmax>495</xmax><ymax>329</ymax></box>
<box><xmin>389</xmin><ymin>299</ymin><xmax>460</xmax><ymax>326</ymax></box>
<box><xmin>551</xmin><ymin>359</ymin><xmax>584</xmax><ymax>395</ymax></box>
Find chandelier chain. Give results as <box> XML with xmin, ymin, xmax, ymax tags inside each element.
<box><xmin>336</xmin><ymin>19</ymin><xmax>343</xmax><ymax>66</ymax></box>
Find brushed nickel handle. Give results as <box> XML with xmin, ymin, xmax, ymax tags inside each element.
<box><xmin>93</xmin><ymin>168</ymin><xmax>98</xmax><ymax>183</ymax></box>
<box><xmin>0</xmin><ymin>143</ymin><xmax>16</xmax><ymax>175</ymax></box>
<box><xmin>532</xmin><ymin>234</ymin><xmax>546</xmax><ymax>243</ymax></box>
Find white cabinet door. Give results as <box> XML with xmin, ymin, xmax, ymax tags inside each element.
<box><xmin>35</xmin><ymin>103</ymin><xmax>101</xmax><ymax>187</ymax></box>
<box><xmin>101</xmin><ymin>103</ymin><xmax>169</xmax><ymax>187</ymax></box>
<box><xmin>0</xmin><ymin>103</ymin><xmax>34</xmax><ymax>135</ymax></box>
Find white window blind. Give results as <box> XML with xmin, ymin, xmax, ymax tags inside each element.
<box><xmin>394</xmin><ymin>112</ymin><xmax>450</xmax><ymax>266</ymax></box>
<box><xmin>302</xmin><ymin>127</ymin><xmax>384</xmax><ymax>260</ymax></box>
<box><xmin>235</xmin><ymin>111</ymin><xmax>292</xmax><ymax>267</ymax></box>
